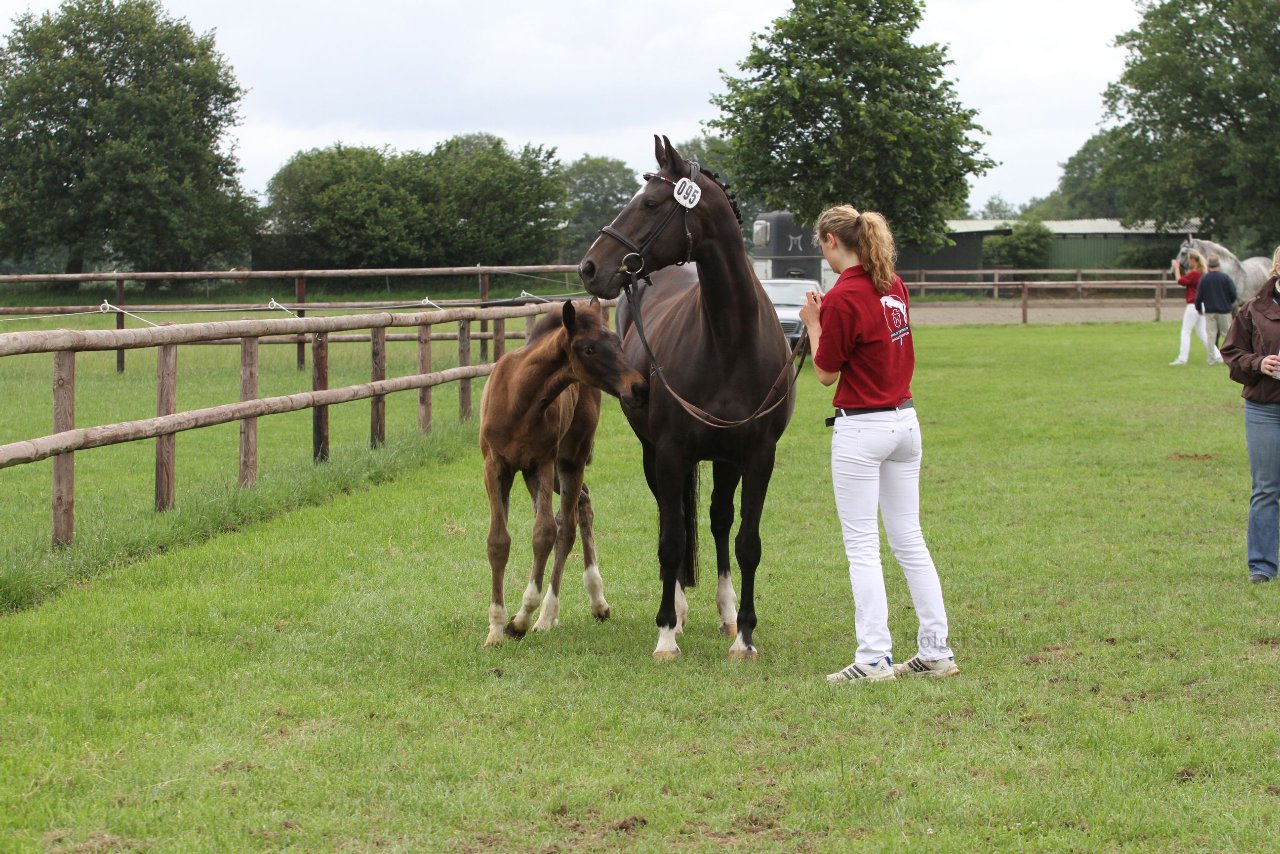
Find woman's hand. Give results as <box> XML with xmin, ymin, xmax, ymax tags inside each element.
<box><xmin>1262</xmin><ymin>355</ymin><xmax>1280</xmax><ymax>377</ymax></box>
<box><xmin>799</xmin><ymin>291</ymin><xmax>822</xmax><ymax>326</ymax></box>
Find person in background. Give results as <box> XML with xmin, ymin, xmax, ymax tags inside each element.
<box><xmin>1195</xmin><ymin>254</ymin><xmax>1236</xmax><ymax>365</ymax></box>
<box><xmin>1220</xmin><ymin>245</ymin><xmax>1280</xmax><ymax>584</ymax></box>
<box><xmin>798</xmin><ymin>204</ymin><xmax>958</xmax><ymax>683</ymax></box>
<box><xmin>1170</xmin><ymin>251</ymin><xmax>1213</xmax><ymax>365</ymax></box>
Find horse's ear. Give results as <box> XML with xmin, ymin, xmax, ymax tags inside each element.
<box><xmin>660</xmin><ymin>135</ymin><xmax>688</xmax><ymax>177</ymax></box>
<box><xmin>562</xmin><ymin>299</ymin><xmax>577</xmax><ymax>332</ymax></box>
<box><xmin>589</xmin><ymin>296</ymin><xmax>601</xmax><ymax>313</ymax></box>
<box><xmin>654</xmin><ymin>134</ymin><xmax>666</xmax><ymax>169</ymax></box>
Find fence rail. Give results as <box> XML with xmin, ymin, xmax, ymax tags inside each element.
<box><xmin>0</xmin><ymin>296</ymin><xmax>593</xmax><ymax>547</ymax></box>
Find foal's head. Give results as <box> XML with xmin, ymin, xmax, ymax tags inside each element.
<box><xmin>560</xmin><ymin>298</ymin><xmax>648</xmax><ymax>409</ymax></box>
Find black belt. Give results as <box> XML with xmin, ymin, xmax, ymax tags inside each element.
<box><xmin>826</xmin><ymin>399</ymin><xmax>913</xmax><ymax>427</ymax></box>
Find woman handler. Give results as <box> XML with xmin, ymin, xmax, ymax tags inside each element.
<box><xmin>1221</xmin><ymin>245</ymin><xmax>1280</xmax><ymax>583</ymax></box>
<box><xmin>798</xmin><ymin>204</ymin><xmax>958</xmax><ymax>683</ymax></box>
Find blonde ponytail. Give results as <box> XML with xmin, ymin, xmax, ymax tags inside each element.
<box><xmin>814</xmin><ymin>205</ymin><xmax>898</xmax><ymax>293</ymax></box>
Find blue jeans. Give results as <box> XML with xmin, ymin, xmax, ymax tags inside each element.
<box><xmin>1245</xmin><ymin>401</ymin><xmax>1280</xmax><ymax>579</ymax></box>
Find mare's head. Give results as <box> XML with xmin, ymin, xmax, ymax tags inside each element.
<box><xmin>1177</xmin><ymin>239</ymin><xmax>1205</xmax><ymax>272</ymax></box>
<box><xmin>560</xmin><ymin>298</ymin><xmax>648</xmax><ymax>409</ymax></box>
<box><xmin>578</xmin><ymin>134</ymin><xmax>741</xmax><ymax>299</ymax></box>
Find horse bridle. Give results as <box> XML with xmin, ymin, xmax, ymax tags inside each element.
<box><xmin>593</xmin><ymin>163</ymin><xmax>807</xmax><ymax>430</ymax></box>
<box><xmin>597</xmin><ymin>161</ymin><xmax>702</xmax><ymax>277</ymax></box>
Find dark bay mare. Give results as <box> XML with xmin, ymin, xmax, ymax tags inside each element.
<box><xmin>577</xmin><ymin>136</ymin><xmax>796</xmax><ymax>659</ymax></box>
<box><xmin>479</xmin><ymin>299</ymin><xmax>647</xmax><ymax>647</ymax></box>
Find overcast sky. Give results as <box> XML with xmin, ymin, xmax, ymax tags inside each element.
<box><xmin>0</xmin><ymin>0</ymin><xmax>1143</xmax><ymax>211</ymax></box>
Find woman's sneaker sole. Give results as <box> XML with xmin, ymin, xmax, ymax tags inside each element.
<box><xmin>893</xmin><ymin>656</ymin><xmax>960</xmax><ymax>678</ymax></box>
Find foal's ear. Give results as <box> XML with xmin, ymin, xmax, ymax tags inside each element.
<box><xmin>562</xmin><ymin>299</ymin><xmax>577</xmax><ymax>332</ymax></box>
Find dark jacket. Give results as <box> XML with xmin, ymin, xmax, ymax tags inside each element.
<box><xmin>1194</xmin><ymin>270</ymin><xmax>1237</xmax><ymax>314</ymax></box>
<box><xmin>1222</xmin><ymin>277</ymin><xmax>1280</xmax><ymax>404</ymax></box>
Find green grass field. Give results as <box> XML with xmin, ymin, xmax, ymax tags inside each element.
<box><xmin>2</xmin><ymin>320</ymin><xmax>1278</xmax><ymax>851</ymax></box>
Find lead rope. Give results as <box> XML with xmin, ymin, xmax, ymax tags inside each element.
<box><xmin>621</xmin><ymin>269</ymin><xmax>808</xmax><ymax>430</ymax></box>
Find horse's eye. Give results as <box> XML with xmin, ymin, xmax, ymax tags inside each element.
<box><xmin>584</xmin><ymin>346</ymin><xmax>595</xmax><ymax>356</ymax></box>
<box><xmin>643</xmin><ymin>199</ymin><xmax>658</xmax><ymax>210</ymax></box>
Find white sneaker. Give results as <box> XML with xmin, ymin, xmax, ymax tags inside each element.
<box><xmin>826</xmin><ymin>656</ymin><xmax>896</xmax><ymax>683</ymax></box>
<box><xmin>893</xmin><ymin>656</ymin><xmax>960</xmax><ymax>678</ymax></box>
<box><xmin>1168</xmin><ymin>359</ymin><xmax>1187</xmax><ymax>366</ymax></box>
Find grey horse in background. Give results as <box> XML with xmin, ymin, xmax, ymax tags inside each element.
<box><xmin>1177</xmin><ymin>237</ymin><xmax>1271</xmax><ymax>305</ymax></box>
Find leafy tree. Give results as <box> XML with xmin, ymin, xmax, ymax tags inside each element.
<box><xmin>984</xmin><ymin>220</ymin><xmax>1053</xmax><ymax>268</ymax></box>
<box><xmin>709</xmin><ymin>0</ymin><xmax>992</xmax><ymax>249</ymax></box>
<box><xmin>0</xmin><ymin>0</ymin><xmax>258</xmax><ymax>273</ymax></box>
<box><xmin>976</xmin><ymin>194</ymin><xmax>1021</xmax><ymax>220</ymax></box>
<box><xmin>264</xmin><ymin>145</ymin><xmax>430</xmax><ymax>269</ymax></box>
<box><xmin>423</xmin><ymin>133</ymin><xmax>566</xmax><ymax>267</ymax></box>
<box><xmin>1103</xmin><ymin>0</ymin><xmax>1280</xmax><ymax>244</ymax></box>
<box><xmin>263</xmin><ymin>134</ymin><xmax>566</xmax><ymax>271</ymax></box>
<box><xmin>561</xmin><ymin>155</ymin><xmax>637</xmax><ymax>262</ymax></box>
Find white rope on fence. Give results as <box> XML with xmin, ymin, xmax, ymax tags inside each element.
<box><xmin>101</xmin><ymin>301</ymin><xmax>161</xmax><ymax>327</ymax></box>
<box><xmin>0</xmin><ymin>308</ymin><xmax>107</xmax><ymax>324</ymax></box>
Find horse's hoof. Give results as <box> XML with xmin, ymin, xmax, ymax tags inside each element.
<box><xmin>653</xmin><ymin>649</ymin><xmax>680</xmax><ymax>661</ymax></box>
<box><xmin>720</xmin><ymin>622</ymin><xmax>738</xmax><ymax>638</ymax></box>
<box><xmin>728</xmin><ymin>646</ymin><xmax>759</xmax><ymax>660</ymax></box>
<box><xmin>593</xmin><ymin>606</ymin><xmax>611</xmax><ymax>622</ymax></box>
<box><xmin>504</xmin><ymin>621</ymin><xmax>527</xmax><ymax>640</ymax></box>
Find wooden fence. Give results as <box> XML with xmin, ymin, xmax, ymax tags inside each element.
<box><xmin>0</xmin><ymin>299</ymin><xmax>578</xmax><ymax>548</ymax></box>
<box><xmin>0</xmin><ymin>263</ymin><xmax>580</xmax><ymax>370</ymax></box>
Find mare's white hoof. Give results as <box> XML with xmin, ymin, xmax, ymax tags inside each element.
<box><xmin>484</xmin><ymin>628</ymin><xmax>504</xmax><ymax>647</ymax></box>
<box><xmin>728</xmin><ymin>635</ymin><xmax>758</xmax><ymax>659</ymax></box>
<box><xmin>653</xmin><ymin>627</ymin><xmax>680</xmax><ymax>660</ymax></box>
<box><xmin>720</xmin><ymin>621</ymin><xmax>738</xmax><ymax>638</ymax></box>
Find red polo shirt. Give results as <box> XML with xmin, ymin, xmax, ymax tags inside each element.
<box><xmin>813</xmin><ymin>265</ymin><xmax>914</xmax><ymax>410</ymax></box>
<box><xmin>1177</xmin><ymin>269</ymin><xmax>1201</xmax><ymax>304</ymax></box>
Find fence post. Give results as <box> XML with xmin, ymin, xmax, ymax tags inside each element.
<box><xmin>458</xmin><ymin>320</ymin><xmax>472</xmax><ymax>420</ymax></box>
<box><xmin>115</xmin><ymin>277</ymin><xmax>126</xmax><ymax>373</ymax></box>
<box><xmin>371</xmin><ymin>326</ymin><xmax>386</xmax><ymax>448</ymax></box>
<box><xmin>155</xmin><ymin>343</ymin><xmax>177</xmax><ymax>512</ymax></box>
<box><xmin>295</xmin><ymin>276</ymin><xmax>307</xmax><ymax>371</ymax></box>
<box><xmin>52</xmin><ymin>351</ymin><xmax>75</xmax><ymax>546</ymax></box>
<box><xmin>1021</xmin><ymin>283</ymin><xmax>1029</xmax><ymax>324</ymax></box>
<box><xmin>418</xmin><ymin>323</ymin><xmax>433</xmax><ymax>434</ymax></box>
<box><xmin>1156</xmin><ymin>271</ymin><xmax>1165</xmax><ymax>322</ymax></box>
<box><xmin>1076</xmin><ymin>269</ymin><xmax>1084</xmax><ymax>299</ymax></box>
<box><xmin>312</xmin><ymin>332</ymin><xmax>329</xmax><ymax>462</ymax></box>
<box><xmin>993</xmin><ymin>269</ymin><xmax>1000</xmax><ymax>300</ymax></box>
<box><xmin>479</xmin><ymin>271</ymin><xmax>490</xmax><ymax>363</ymax></box>
<box><xmin>493</xmin><ymin>317</ymin><xmax>506</xmax><ymax>363</ymax></box>
<box><xmin>240</xmin><ymin>337</ymin><xmax>259</xmax><ymax>488</ymax></box>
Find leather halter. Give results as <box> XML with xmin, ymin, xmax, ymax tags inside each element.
<box><xmin>597</xmin><ymin>162</ymin><xmax>701</xmax><ymax>276</ymax></box>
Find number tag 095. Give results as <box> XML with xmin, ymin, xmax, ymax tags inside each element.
<box><xmin>673</xmin><ymin>177</ymin><xmax>702</xmax><ymax>209</ymax></box>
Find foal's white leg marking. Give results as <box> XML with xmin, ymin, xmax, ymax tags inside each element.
<box><xmin>674</xmin><ymin>582</ymin><xmax>688</xmax><ymax>635</ymax></box>
<box><xmin>508</xmin><ymin>580</ymin><xmax>540</xmax><ymax>635</ymax></box>
<box><xmin>532</xmin><ymin>589</ymin><xmax>560</xmax><ymax>632</ymax></box>
<box><xmin>728</xmin><ymin>632</ymin><xmax>758</xmax><ymax>660</ymax></box>
<box><xmin>653</xmin><ymin>626</ymin><xmax>680</xmax><ymax>660</ymax></box>
<box><xmin>716</xmin><ymin>574</ymin><xmax>739</xmax><ymax>637</ymax></box>
<box><xmin>485</xmin><ymin>603</ymin><xmax>507</xmax><ymax>647</ymax></box>
<box><xmin>583</xmin><ymin>563</ymin><xmax>610</xmax><ymax>620</ymax></box>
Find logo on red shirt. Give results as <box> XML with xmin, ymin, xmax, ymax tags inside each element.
<box><xmin>880</xmin><ymin>295</ymin><xmax>910</xmax><ymax>343</ymax></box>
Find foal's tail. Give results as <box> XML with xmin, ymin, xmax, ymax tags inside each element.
<box><xmin>680</xmin><ymin>466</ymin><xmax>699</xmax><ymax>589</ymax></box>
